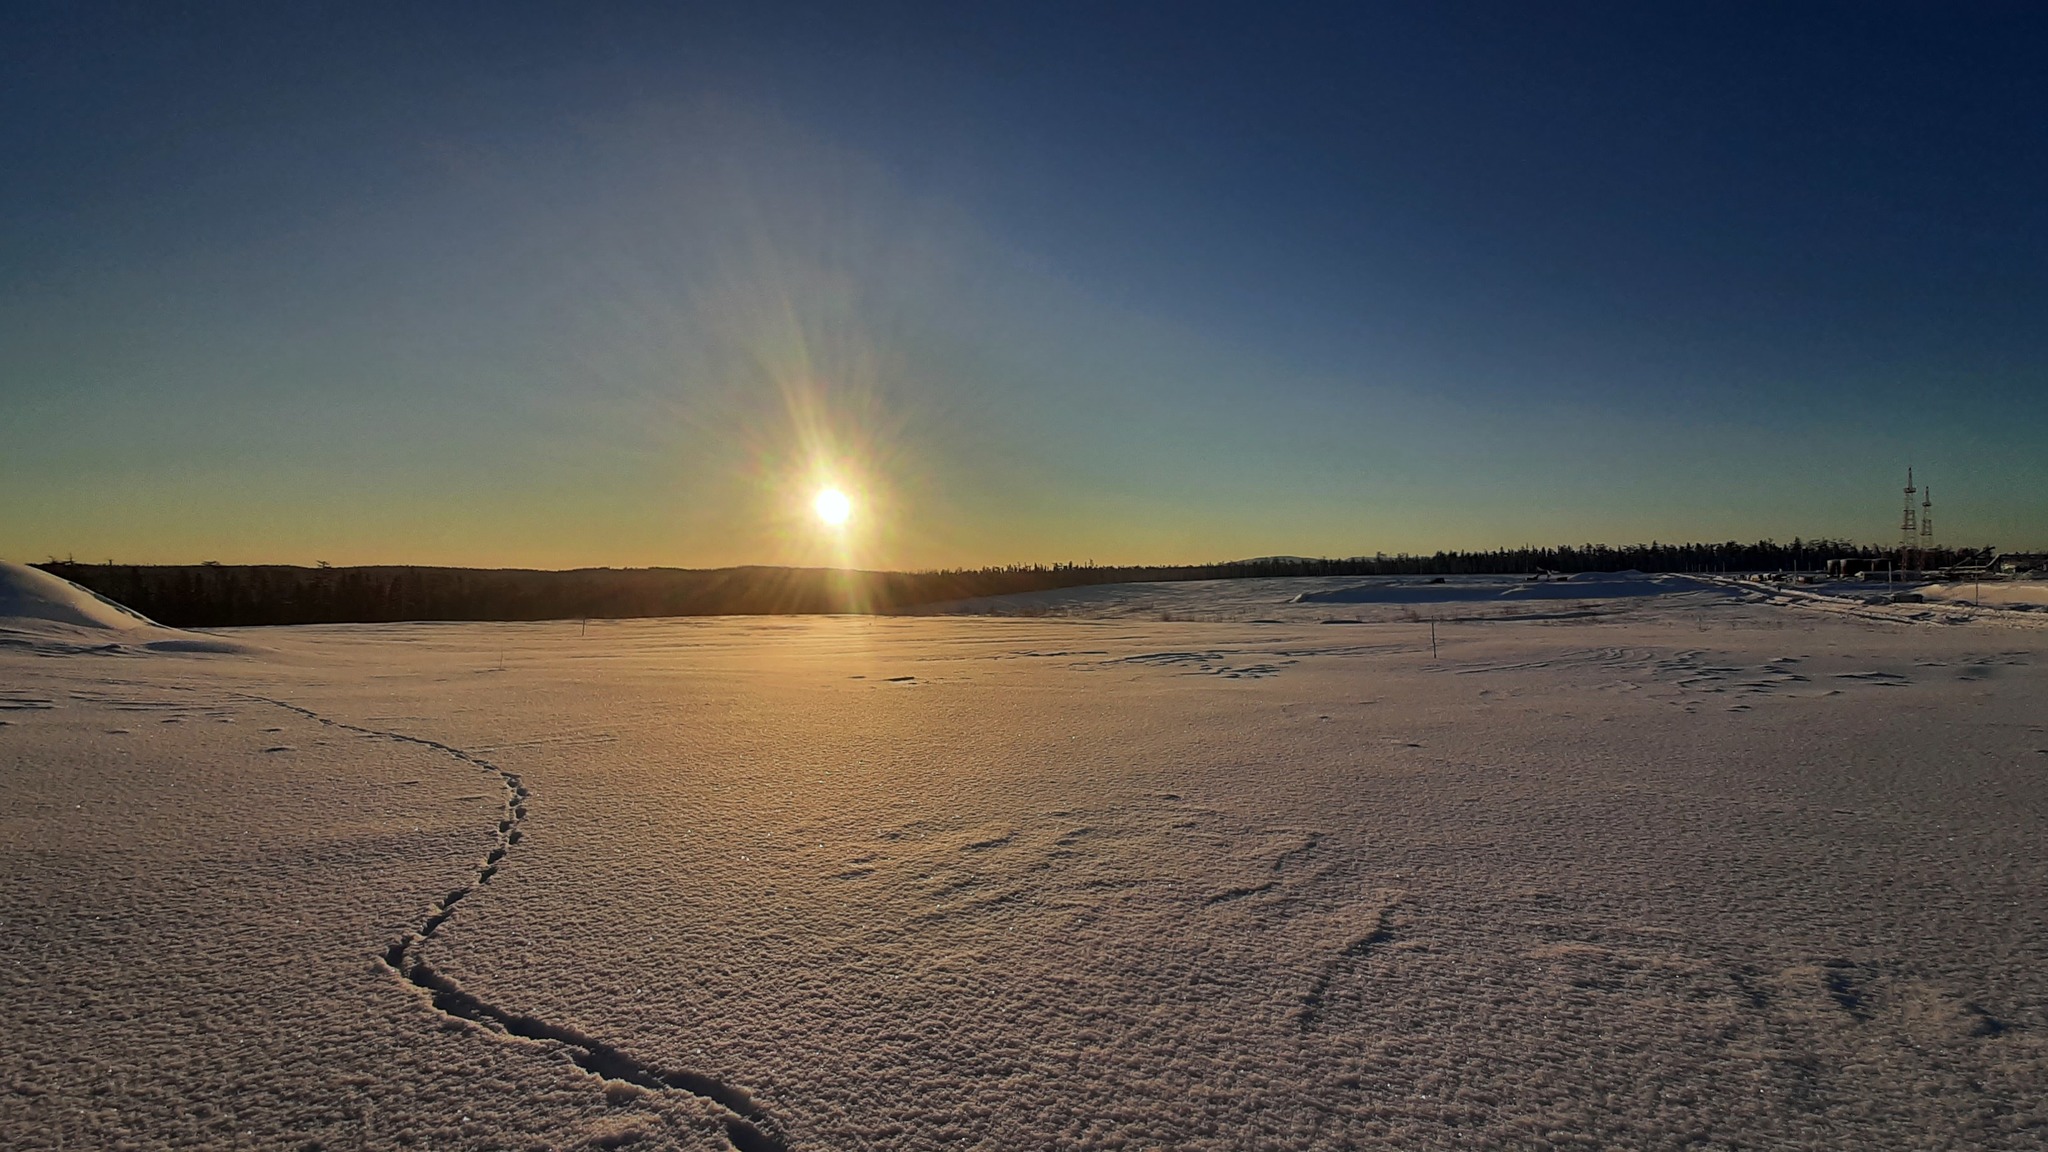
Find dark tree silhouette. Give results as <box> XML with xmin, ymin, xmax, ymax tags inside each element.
<box><xmin>33</xmin><ymin>539</ymin><xmax>1924</xmax><ymax>628</ymax></box>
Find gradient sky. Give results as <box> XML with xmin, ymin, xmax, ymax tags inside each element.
<box><xmin>5</xmin><ymin>2</ymin><xmax>2045</xmax><ymax>569</ymax></box>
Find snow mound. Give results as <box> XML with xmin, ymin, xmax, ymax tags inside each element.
<box><xmin>0</xmin><ymin>562</ymin><xmax>251</xmax><ymax>653</ymax></box>
<box><xmin>0</xmin><ymin>562</ymin><xmax>161</xmax><ymax>629</ymax></box>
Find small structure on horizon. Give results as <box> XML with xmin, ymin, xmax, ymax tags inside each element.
<box><xmin>1900</xmin><ymin>467</ymin><xmax>1920</xmax><ymax>570</ymax></box>
<box><xmin>1921</xmin><ymin>482</ymin><xmax>1934</xmax><ymax>565</ymax></box>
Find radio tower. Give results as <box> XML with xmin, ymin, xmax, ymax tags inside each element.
<box><xmin>1921</xmin><ymin>483</ymin><xmax>1934</xmax><ymax>565</ymax></box>
<box><xmin>1900</xmin><ymin>467</ymin><xmax>1918</xmax><ymax>571</ymax></box>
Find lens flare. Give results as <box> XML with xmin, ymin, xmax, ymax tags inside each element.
<box><xmin>814</xmin><ymin>487</ymin><xmax>852</xmax><ymax>527</ymax></box>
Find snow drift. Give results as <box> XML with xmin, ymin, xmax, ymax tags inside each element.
<box><xmin>0</xmin><ymin>561</ymin><xmax>250</xmax><ymax>653</ymax></box>
<box><xmin>0</xmin><ymin>561</ymin><xmax>162</xmax><ymax>629</ymax></box>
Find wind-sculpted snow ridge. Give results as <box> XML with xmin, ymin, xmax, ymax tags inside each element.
<box><xmin>235</xmin><ymin>693</ymin><xmax>789</xmax><ymax>1152</ymax></box>
<box><xmin>0</xmin><ymin>560</ymin><xmax>256</xmax><ymax>653</ymax></box>
<box><xmin>0</xmin><ymin>560</ymin><xmax>159</xmax><ymax>629</ymax></box>
<box><xmin>1297</xmin><ymin>903</ymin><xmax>1399</xmax><ymax>1033</ymax></box>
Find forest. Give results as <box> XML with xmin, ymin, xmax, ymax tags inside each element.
<box><xmin>32</xmin><ymin>539</ymin><xmax>1923</xmax><ymax>628</ymax></box>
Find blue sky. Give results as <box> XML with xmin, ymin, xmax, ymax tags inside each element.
<box><xmin>5</xmin><ymin>2</ymin><xmax>2043</xmax><ymax>567</ymax></box>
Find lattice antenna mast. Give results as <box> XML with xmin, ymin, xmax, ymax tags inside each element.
<box><xmin>1900</xmin><ymin>467</ymin><xmax>1918</xmax><ymax>571</ymax></box>
<box><xmin>1921</xmin><ymin>484</ymin><xmax>1934</xmax><ymax>555</ymax></box>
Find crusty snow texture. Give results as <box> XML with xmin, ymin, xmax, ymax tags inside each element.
<box><xmin>3</xmin><ymin>576</ymin><xmax>2047</xmax><ymax>1150</ymax></box>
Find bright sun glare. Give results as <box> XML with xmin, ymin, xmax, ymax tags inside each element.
<box><xmin>813</xmin><ymin>487</ymin><xmax>852</xmax><ymax>528</ymax></box>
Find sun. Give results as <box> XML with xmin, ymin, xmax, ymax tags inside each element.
<box><xmin>813</xmin><ymin>486</ymin><xmax>852</xmax><ymax>528</ymax></box>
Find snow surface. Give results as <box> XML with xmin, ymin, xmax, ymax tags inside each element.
<box><xmin>1918</xmin><ymin>580</ymin><xmax>2048</xmax><ymax>608</ymax></box>
<box><xmin>4</xmin><ymin>575</ymin><xmax>2047</xmax><ymax>1150</ymax></box>
<box><xmin>1710</xmin><ymin>573</ymin><xmax>2048</xmax><ymax>626</ymax></box>
<box><xmin>1292</xmin><ymin>570</ymin><xmax>1728</xmax><ymax>605</ymax></box>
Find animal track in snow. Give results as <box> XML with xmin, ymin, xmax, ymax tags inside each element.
<box><xmin>236</xmin><ymin>693</ymin><xmax>788</xmax><ymax>1152</ymax></box>
<box><xmin>1819</xmin><ymin>959</ymin><xmax>1871</xmax><ymax>1021</ymax></box>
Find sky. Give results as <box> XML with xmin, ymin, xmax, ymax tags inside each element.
<box><xmin>4</xmin><ymin>2</ymin><xmax>2045</xmax><ymax>569</ymax></box>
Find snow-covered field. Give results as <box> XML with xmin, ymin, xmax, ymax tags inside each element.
<box><xmin>5</xmin><ymin>565</ymin><xmax>2047</xmax><ymax>1150</ymax></box>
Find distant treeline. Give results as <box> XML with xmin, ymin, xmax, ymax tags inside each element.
<box><xmin>38</xmin><ymin>539</ymin><xmax>1913</xmax><ymax>627</ymax></box>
